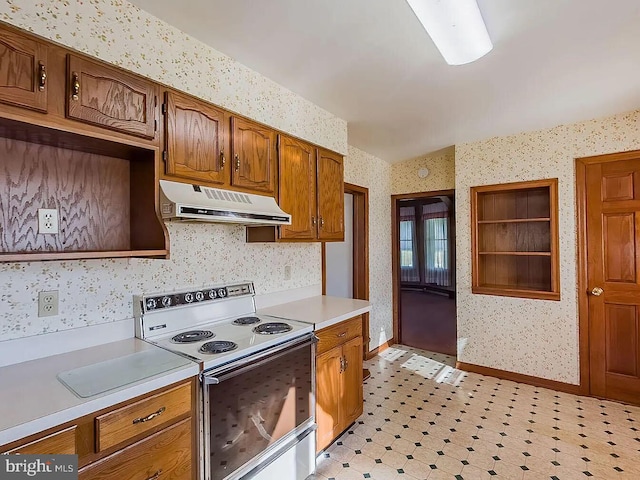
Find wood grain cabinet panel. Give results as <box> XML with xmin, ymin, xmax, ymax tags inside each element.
<box><xmin>66</xmin><ymin>55</ymin><xmax>157</xmax><ymax>139</ymax></box>
<box><xmin>278</xmin><ymin>135</ymin><xmax>317</xmax><ymax>239</ymax></box>
<box><xmin>0</xmin><ymin>24</ymin><xmax>48</xmax><ymax>112</ymax></box>
<box><xmin>231</xmin><ymin>116</ymin><xmax>276</xmax><ymax>194</ymax></box>
<box><xmin>315</xmin><ymin>347</ymin><xmax>343</xmax><ymax>452</ymax></box>
<box><xmin>80</xmin><ymin>418</ymin><xmax>192</xmax><ymax>480</ymax></box>
<box><xmin>95</xmin><ymin>382</ymin><xmax>191</xmax><ymax>452</ymax></box>
<box><xmin>342</xmin><ymin>336</ymin><xmax>364</xmax><ymax>426</ymax></box>
<box><xmin>6</xmin><ymin>426</ymin><xmax>76</xmax><ymax>455</ymax></box>
<box><xmin>315</xmin><ymin>316</ymin><xmax>364</xmax><ymax>452</ymax></box>
<box><xmin>164</xmin><ymin>90</ymin><xmax>227</xmax><ymax>186</ymax></box>
<box><xmin>317</xmin><ymin>148</ymin><xmax>345</xmax><ymax>241</ymax></box>
<box><xmin>316</xmin><ymin>315</ymin><xmax>362</xmax><ymax>355</ymax></box>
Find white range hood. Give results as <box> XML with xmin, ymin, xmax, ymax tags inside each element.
<box><xmin>159</xmin><ymin>180</ymin><xmax>291</xmax><ymax>226</ymax></box>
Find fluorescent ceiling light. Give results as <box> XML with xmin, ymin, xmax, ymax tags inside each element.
<box><xmin>406</xmin><ymin>0</ymin><xmax>493</xmax><ymax>65</ymax></box>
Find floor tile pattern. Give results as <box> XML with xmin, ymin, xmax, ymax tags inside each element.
<box><xmin>313</xmin><ymin>346</ymin><xmax>640</xmax><ymax>480</ymax></box>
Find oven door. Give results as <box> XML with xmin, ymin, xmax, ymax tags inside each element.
<box><xmin>201</xmin><ymin>333</ymin><xmax>316</xmax><ymax>480</ymax></box>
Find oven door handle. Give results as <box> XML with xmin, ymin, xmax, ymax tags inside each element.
<box><xmin>201</xmin><ymin>332</ymin><xmax>315</xmax><ymax>384</ymax></box>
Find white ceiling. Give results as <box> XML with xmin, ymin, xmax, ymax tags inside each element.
<box><xmin>129</xmin><ymin>0</ymin><xmax>640</xmax><ymax>163</ymax></box>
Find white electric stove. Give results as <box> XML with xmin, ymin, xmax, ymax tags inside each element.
<box><xmin>133</xmin><ymin>282</ymin><xmax>316</xmax><ymax>480</ymax></box>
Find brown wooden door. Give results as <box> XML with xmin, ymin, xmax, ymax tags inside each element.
<box><xmin>231</xmin><ymin>117</ymin><xmax>276</xmax><ymax>194</ymax></box>
<box><xmin>586</xmin><ymin>156</ymin><xmax>640</xmax><ymax>404</ymax></box>
<box><xmin>315</xmin><ymin>347</ymin><xmax>342</xmax><ymax>452</ymax></box>
<box><xmin>317</xmin><ymin>148</ymin><xmax>345</xmax><ymax>241</ymax></box>
<box><xmin>342</xmin><ymin>336</ymin><xmax>364</xmax><ymax>425</ymax></box>
<box><xmin>164</xmin><ymin>91</ymin><xmax>227</xmax><ymax>186</ymax></box>
<box><xmin>278</xmin><ymin>135</ymin><xmax>317</xmax><ymax>240</ymax></box>
<box><xmin>66</xmin><ymin>55</ymin><xmax>156</xmax><ymax>139</ymax></box>
<box><xmin>0</xmin><ymin>26</ymin><xmax>48</xmax><ymax>112</ymax></box>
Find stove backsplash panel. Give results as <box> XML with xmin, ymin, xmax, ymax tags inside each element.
<box><xmin>0</xmin><ymin>223</ymin><xmax>321</xmax><ymax>341</ymax></box>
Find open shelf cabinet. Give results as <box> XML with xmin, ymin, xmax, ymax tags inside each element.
<box><xmin>471</xmin><ymin>178</ymin><xmax>560</xmax><ymax>300</ymax></box>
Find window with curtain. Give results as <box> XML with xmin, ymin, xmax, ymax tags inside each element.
<box><xmin>399</xmin><ymin>206</ymin><xmax>419</xmax><ymax>282</ymax></box>
<box><xmin>423</xmin><ymin>202</ymin><xmax>451</xmax><ymax>286</ymax></box>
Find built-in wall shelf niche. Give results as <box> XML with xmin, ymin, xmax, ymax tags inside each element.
<box><xmin>470</xmin><ymin>178</ymin><xmax>559</xmax><ymax>300</ymax></box>
<box><xmin>0</xmin><ymin>117</ymin><xmax>169</xmax><ymax>262</ymax></box>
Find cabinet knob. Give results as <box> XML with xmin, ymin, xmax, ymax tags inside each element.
<box><xmin>235</xmin><ymin>154</ymin><xmax>240</xmax><ymax>171</ymax></box>
<box><xmin>220</xmin><ymin>150</ymin><xmax>225</xmax><ymax>169</ymax></box>
<box><xmin>311</xmin><ymin>216</ymin><xmax>316</xmax><ymax>226</ymax></box>
<box><xmin>38</xmin><ymin>62</ymin><xmax>46</xmax><ymax>91</ymax></box>
<box><xmin>71</xmin><ymin>72</ymin><xmax>80</xmax><ymax>101</ymax></box>
<box><xmin>320</xmin><ymin>217</ymin><xmax>325</xmax><ymax>227</ymax></box>
<box><xmin>145</xmin><ymin>470</ymin><xmax>163</xmax><ymax>480</ymax></box>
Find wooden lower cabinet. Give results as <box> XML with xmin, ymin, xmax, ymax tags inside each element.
<box><xmin>79</xmin><ymin>418</ymin><xmax>192</xmax><ymax>480</ymax></box>
<box><xmin>315</xmin><ymin>317</ymin><xmax>364</xmax><ymax>452</ymax></box>
<box><xmin>0</xmin><ymin>379</ymin><xmax>195</xmax><ymax>478</ymax></box>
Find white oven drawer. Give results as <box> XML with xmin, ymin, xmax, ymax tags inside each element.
<box><xmin>251</xmin><ymin>428</ymin><xmax>315</xmax><ymax>480</ymax></box>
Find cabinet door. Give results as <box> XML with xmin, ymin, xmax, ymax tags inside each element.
<box><xmin>316</xmin><ymin>148</ymin><xmax>344</xmax><ymax>241</ymax></box>
<box><xmin>278</xmin><ymin>135</ymin><xmax>317</xmax><ymax>240</ymax></box>
<box><xmin>231</xmin><ymin>117</ymin><xmax>276</xmax><ymax>194</ymax></box>
<box><xmin>342</xmin><ymin>336</ymin><xmax>364</xmax><ymax>427</ymax></box>
<box><xmin>66</xmin><ymin>55</ymin><xmax>156</xmax><ymax>139</ymax></box>
<box><xmin>165</xmin><ymin>91</ymin><xmax>227</xmax><ymax>186</ymax></box>
<box><xmin>315</xmin><ymin>347</ymin><xmax>343</xmax><ymax>452</ymax></box>
<box><xmin>0</xmin><ymin>26</ymin><xmax>48</xmax><ymax>112</ymax></box>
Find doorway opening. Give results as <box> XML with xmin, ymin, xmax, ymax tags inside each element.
<box><xmin>323</xmin><ymin>183</ymin><xmax>370</xmax><ymax>357</ymax></box>
<box><xmin>392</xmin><ymin>190</ymin><xmax>456</xmax><ymax>356</ymax></box>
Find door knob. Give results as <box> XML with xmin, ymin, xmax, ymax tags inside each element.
<box><xmin>590</xmin><ymin>287</ymin><xmax>604</xmax><ymax>296</ymax></box>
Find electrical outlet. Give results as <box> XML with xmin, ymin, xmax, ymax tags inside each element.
<box><xmin>38</xmin><ymin>290</ymin><xmax>59</xmax><ymax>317</ymax></box>
<box><xmin>38</xmin><ymin>208</ymin><xmax>59</xmax><ymax>234</ymax></box>
<box><xmin>284</xmin><ymin>265</ymin><xmax>292</xmax><ymax>280</ymax></box>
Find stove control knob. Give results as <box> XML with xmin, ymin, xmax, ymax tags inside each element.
<box><xmin>195</xmin><ymin>291</ymin><xmax>204</xmax><ymax>302</ymax></box>
<box><xmin>217</xmin><ymin>288</ymin><xmax>227</xmax><ymax>298</ymax></box>
<box><xmin>145</xmin><ymin>298</ymin><xmax>157</xmax><ymax>310</ymax></box>
<box><xmin>208</xmin><ymin>289</ymin><xmax>217</xmax><ymax>299</ymax></box>
<box><xmin>184</xmin><ymin>292</ymin><xmax>194</xmax><ymax>303</ymax></box>
<box><xmin>161</xmin><ymin>296</ymin><xmax>172</xmax><ymax>307</ymax></box>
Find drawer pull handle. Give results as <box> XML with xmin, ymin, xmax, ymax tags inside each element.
<box><xmin>337</xmin><ymin>332</ymin><xmax>347</xmax><ymax>337</ymax></box>
<box><xmin>71</xmin><ymin>72</ymin><xmax>80</xmax><ymax>100</ymax></box>
<box><xmin>38</xmin><ymin>62</ymin><xmax>47</xmax><ymax>91</ymax></box>
<box><xmin>133</xmin><ymin>406</ymin><xmax>166</xmax><ymax>424</ymax></box>
<box><xmin>145</xmin><ymin>469</ymin><xmax>162</xmax><ymax>480</ymax></box>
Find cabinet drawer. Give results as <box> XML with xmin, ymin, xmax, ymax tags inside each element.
<box><xmin>6</xmin><ymin>426</ymin><xmax>76</xmax><ymax>454</ymax></box>
<box><xmin>316</xmin><ymin>316</ymin><xmax>362</xmax><ymax>355</ymax></box>
<box><xmin>80</xmin><ymin>418</ymin><xmax>192</xmax><ymax>480</ymax></box>
<box><xmin>95</xmin><ymin>381</ymin><xmax>191</xmax><ymax>452</ymax></box>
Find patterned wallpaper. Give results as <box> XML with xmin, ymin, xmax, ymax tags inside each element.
<box><xmin>0</xmin><ymin>0</ymin><xmax>347</xmax><ymax>154</ymax></box>
<box><xmin>456</xmin><ymin>109</ymin><xmax>640</xmax><ymax>385</ymax></box>
<box><xmin>0</xmin><ymin>0</ymin><xmax>347</xmax><ymax>340</ymax></box>
<box><xmin>344</xmin><ymin>146</ymin><xmax>393</xmax><ymax>350</ymax></box>
<box><xmin>392</xmin><ymin>147</ymin><xmax>455</xmax><ymax>195</ymax></box>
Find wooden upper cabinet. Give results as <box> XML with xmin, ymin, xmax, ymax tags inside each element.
<box><xmin>0</xmin><ymin>25</ymin><xmax>48</xmax><ymax>112</ymax></box>
<box><xmin>278</xmin><ymin>135</ymin><xmax>316</xmax><ymax>240</ymax></box>
<box><xmin>231</xmin><ymin>116</ymin><xmax>276</xmax><ymax>194</ymax></box>
<box><xmin>66</xmin><ymin>55</ymin><xmax>157</xmax><ymax>139</ymax></box>
<box><xmin>164</xmin><ymin>90</ymin><xmax>228</xmax><ymax>186</ymax></box>
<box><xmin>317</xmin><ymin>148</ymin><xmax>345</xmax><ymax>241</ymax></box>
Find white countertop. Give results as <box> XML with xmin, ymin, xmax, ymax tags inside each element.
<box><xmin>0</xmin><ymin>338</ymin><xmax>199</xmax><ymax>447</ymax></box>
<box><xmin>258</xmin><ymin>295</ymin><xmax>371</xmax><ymax>331</ymax></box>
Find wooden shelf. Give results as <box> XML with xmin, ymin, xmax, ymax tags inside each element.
<box><xmin>478</xmin><ymin>251</ymin><xmax>551</xmax><ymax>256</ymax></box>
<box><xmin>471</xmin><ymin>179</ymin><xmax>559</xmax><ymax>300</ymax></box>
<box><xmin>477</xmin><ymin>218</ymin><xmax>550</xmax><ymax>224</ymax></box>
<box><xmin>0</xmin><ymin>250</ymin><xmax>169</xmax><ymax>262</ymax></box>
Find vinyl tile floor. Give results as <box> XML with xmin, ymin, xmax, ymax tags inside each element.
<box><xmin>312</xmin><ymin>345</ymin><xmax>640</xmax><ymax>480</ymax></box>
